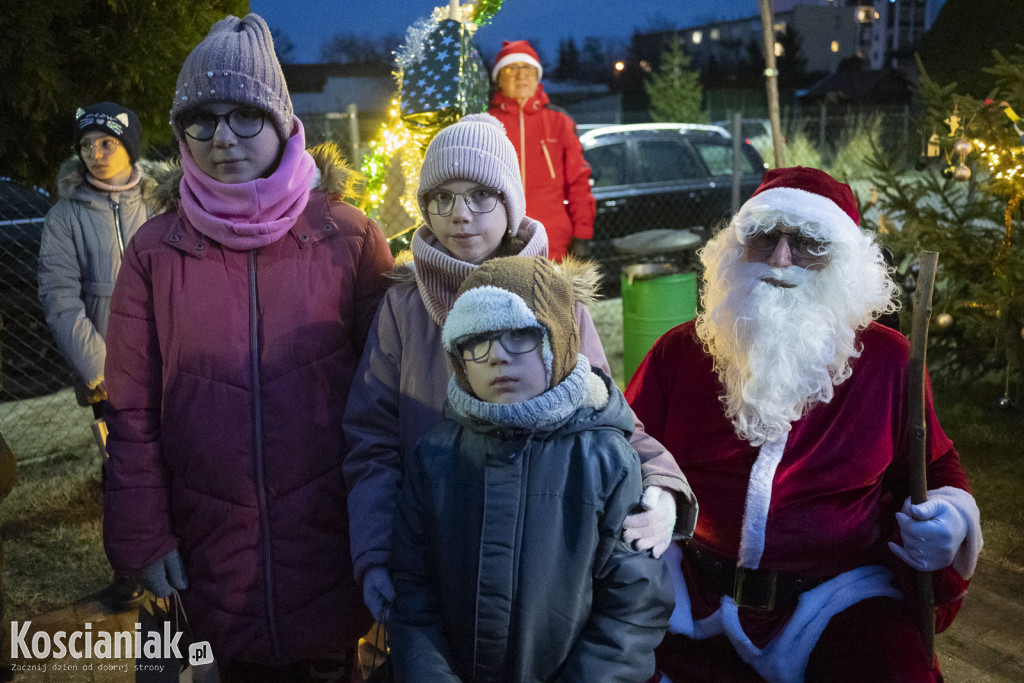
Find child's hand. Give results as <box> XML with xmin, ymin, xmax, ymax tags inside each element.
<box><xmin>622</xmin><ymin>486</ymin><xmax>676</xmax><ymax>558</ymax></box>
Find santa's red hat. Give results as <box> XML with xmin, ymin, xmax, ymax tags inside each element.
<box><xmin>491</xmin><ymin>40</ymin><xmax>543</xmax><ymax>82</ymax></box>
<box><xmin>736</xmin><ymin>166</ymin><xmax>860</xmax><ymax>237</ymax></box>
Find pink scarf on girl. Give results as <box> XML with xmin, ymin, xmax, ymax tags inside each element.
<box><xmin>178</xmin><ymin>116</ymin><xmax>316</xmax><ymax>251</ymax></box>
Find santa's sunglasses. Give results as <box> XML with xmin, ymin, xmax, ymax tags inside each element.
<box><xmin>747</xmin><ymin>230</ymin><xmax>829</xmax><ymax>260</ymax></box>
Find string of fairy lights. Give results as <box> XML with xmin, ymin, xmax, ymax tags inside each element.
<box><xmin>358</xmin><ymin>0</ymin><xmax>504</xmax><ymax>233</ymax></box>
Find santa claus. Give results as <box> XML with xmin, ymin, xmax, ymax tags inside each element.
<box><xmin>626</xmin><ymin>167</ymin><xmax>982</xmax><ymax>682</ymax></box>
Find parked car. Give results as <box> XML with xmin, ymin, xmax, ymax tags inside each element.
<box><xmin>712</xmin><ymin>117</ymin><xmax>784</xmax><ymax>158</ymax></box>
<box><xmin>579</xmin><ymin>123</ymin><xmax>766</xmax><ymax>293</ymax></box>
<box><xmin>0</xmin><ymin>178</ymin><xmax>73</xmax><ymax>399</ymax></box>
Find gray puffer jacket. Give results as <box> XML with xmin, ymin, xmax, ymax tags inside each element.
<box><xmin>38</xmin><ymin>159</ymin><xmax>158</xmax><ymax>403</ymax></box>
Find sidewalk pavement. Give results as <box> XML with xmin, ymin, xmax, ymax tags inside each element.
<box><xmin>8</xmin><ymin>557</ymin><xmax>1024</xmax><ymax>682</ymax></box>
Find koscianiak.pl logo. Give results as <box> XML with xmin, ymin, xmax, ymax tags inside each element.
<box><xmin>9</xmin><ymin>621</ymin><xmax>214</xmax><ymax>675</ymax></box>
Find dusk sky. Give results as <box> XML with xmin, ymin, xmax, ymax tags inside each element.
<box><xmin>251</xmin><ymin>1</ymin><xmax>765</xmax><ymax>64</ymax></box>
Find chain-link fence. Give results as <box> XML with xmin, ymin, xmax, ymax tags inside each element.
<box><xmin>0</xmin><ymin>104</ymin><xmax>922</xmax><ymax>461</ymax></box>
<box><xmin>0</xmin><ymin>178</ymin><xmax>95</xmax><ymax>464</ymax></box>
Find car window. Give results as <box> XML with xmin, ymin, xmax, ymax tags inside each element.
<box><xmin>635</xmin><ymin>140</ymin><xmax>705</xmax><ymax>183</ymax></box>
<box><xmin>692</xmin><ymin>141</ymin><xmax>758</xmax><ymax>177</ymax></box>
<box><xmin>584</xmin><ymin>142</ymin><xmax>627</xmax><ymax>188</ymax></box>
<box><xmin>741</xmin><ymin>122</ymin><xmax>767</xmax><ymax>138</ymax></box>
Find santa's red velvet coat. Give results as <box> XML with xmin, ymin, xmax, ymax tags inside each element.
<box><xmin>626</xmin><ymin>320</ymin><xmax>972</xmax><ymax>678</ymax></box>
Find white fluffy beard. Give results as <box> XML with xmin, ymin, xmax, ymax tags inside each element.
<box><xmin>696</xmin><ymin>259</ymin><xmax>865</xmax><ymax>446</ymax></box>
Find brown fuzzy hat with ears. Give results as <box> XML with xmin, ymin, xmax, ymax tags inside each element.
<box><xmin>442</xmin><ymin>255</ymin><xmax>586</xmax><ymax>393</ymax></box>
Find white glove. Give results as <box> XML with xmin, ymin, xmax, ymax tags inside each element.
<box><xmin>362</xmin><ymin>566</ymin><xmax>395</xmax><ymax>623</ymax></box>
<box><xmin>622</xmin><ymin>486</ymin><xmax>676</xmax><ymax>558</ymax></box>
<box><xmin>888</xmin><ymin>496</ymin><xmax>968</xmax><ymax>572</ymax></box>
<box><xmin>137</xmin><ymin>549</ymin><xmax>188</xmax><ymax>598</ymax></box>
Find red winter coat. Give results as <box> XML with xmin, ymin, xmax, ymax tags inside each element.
<box><xmin>488</xmin><ymin>84</ymin><xmax>596</xmax><ymax>261</ymax></box>
<box><xmin>626</xmin><ymin>321</ymin><xmax>972</xmax><ymax>648</ymax></box>
<box><xmin>103</xmin><ymin>159</ymin><xmax>392</xmax><ymax>665</ymax></box>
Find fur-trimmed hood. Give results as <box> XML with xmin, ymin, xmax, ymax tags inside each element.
<box><xmin>412</xmin><ymin>252</ymin><xmax>602</xmax><ymax>308</ymax></box>
<box><xmin>56</xmin><ymin>157</ymin><xmax>160</xmax><ymax>202</ymax></box>
<box><xmin>147</xmin><ymin>141</ymin><xmax>362</xmax><ymax>213</ymax></box>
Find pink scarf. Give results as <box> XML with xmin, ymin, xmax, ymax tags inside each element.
<box><xmin>178</xmin><ymin>116</ymin><xmax>316</xmax><ymax>250</ymax></box>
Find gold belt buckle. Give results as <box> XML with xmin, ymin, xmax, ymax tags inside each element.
<box><xmin>733</xmin><ymin>566</ymin><xmax>778</xmax><ymax>611</ymax></box>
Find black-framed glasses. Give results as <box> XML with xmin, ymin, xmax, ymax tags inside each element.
<box><xmin>457</xmin><ymin>327</ymin><xmax>544</xmax><ymax>363</ymax></box>
<box><xmin>426</xmin><ymin>186</ymin><xmax>503</xmax><ymax>216</ymax></box>
<box><xmin>74</xmin><ymin>138</ymin><xmax>121</xmax><ymax>156</ymax></box>
<box><xmin>747</xmin><ymin>230</ymin><xmax>829</xmax><ymax>260</ymax></box>
<box><xmin>181</xmin><ymin>107</ymin><xmax>267</xmax><ymax>141</ymax></box>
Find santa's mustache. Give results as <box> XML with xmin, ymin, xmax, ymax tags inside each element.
<box><xmin>744</xmin><ymin>262</ymin><xmax>812</xmax><ymax>289</ymax></box>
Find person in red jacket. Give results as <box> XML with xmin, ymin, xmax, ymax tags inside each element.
<box><xmin>487</xmin><ymin>40</ymin><xmax>596</xmax><ymax>261</ymax></box>
<box><xmin>626</xmin><ymin>166</ymin><xmax>982</xmax><ymax>682</ymax></box>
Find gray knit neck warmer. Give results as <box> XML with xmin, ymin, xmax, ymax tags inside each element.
<box><xmin>411</xmin><ymin>217</ymin><xmax>548</xmax><ymax>327</ymax></box>
<box><xmin>446</xmin><ymin>354</ymin><xmax>591</xmax><ymax>431</ymax></box>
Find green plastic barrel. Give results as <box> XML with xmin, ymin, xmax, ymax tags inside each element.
<box><xmin>620</xmin><ymin>265</ymin><xmax>697</xmax><ymax>383</ymax></box>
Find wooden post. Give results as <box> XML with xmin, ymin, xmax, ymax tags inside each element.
<box><xmin>908</xmin><ymin>250</ymin><xmax>939</xmax><ymax>661</ymax></box>
<box><xmin>757</xmin><ymin>0</ymin><xmax>786</xmax><ymax>168</ymax></box>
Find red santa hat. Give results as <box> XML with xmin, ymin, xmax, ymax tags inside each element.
<box><xmin>491</xmin><ymin>40</ymin><xmax>543</xmax><ymax>82</ymax></box>
<box><xmin>735</xmin><ymin>166</ymin><xmax>860</xmax><ymax>238</ymax></box>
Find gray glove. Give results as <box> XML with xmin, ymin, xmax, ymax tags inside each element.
<box><xmin>889</xmin><ymin>497</ymin><xmax>968</xmax><ymax>572</ymax></box>
<box><xmin>362</xmin><ymin>566</ymin><xmax>395</xmax><ymax>623</ymax></box>
<box><xmin>137</xmin><ymin>549</ymin><xmax>188</xmax><ymax>598</ymax></box>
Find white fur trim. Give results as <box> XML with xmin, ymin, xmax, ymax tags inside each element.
<box><xmin>666</xmin><ymin>544</ymin><xmax>902</xmax><ymax>683</ymax></box>
<box><xmin>581</xmin><ymin>368</ymin><xmax>610</xmax><ymax>410</ymax></box>
<box><xmin>664</xmin><ymin>542</ymin><xmax>693</xmax><ymax>633</ymax></box>
<box><xmin>491</xmin><ymin>53</ymin><xmax>543</xmax><ymax>82</ymax></box>
<box><xmin>738</xmin><ymin>434</ymin><xmax>788</xmax><ymax>569</ymax></box>
<box><xmin>441</xmin><ymin>285</ymin><xmax>540</xmax><ymax>351</ymax></box>
<box><xmin>927</xmin><ymin>486</ymin><xmax>983</xmax><ymax>579</ymax></box>
<box><xmin>736</xmin><ymin>186</ymin><xmax>858</xmax><ymax>240</ymax></box>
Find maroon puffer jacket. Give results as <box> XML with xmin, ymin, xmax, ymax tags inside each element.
<box><xmin>103</xmin><ymin>161</ymin><xmax>392</xmax><ymax>665</ymax></box>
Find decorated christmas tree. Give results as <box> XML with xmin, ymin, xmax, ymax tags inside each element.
<box><xmin>359</xmin><ymin>1</ymin><xmax>500</xmax><ymax>248</ymax></box>
<box><xmin>866</xmin><ymin>48</ymin><xmax>1024</xmax><ymax>402</ymax></box>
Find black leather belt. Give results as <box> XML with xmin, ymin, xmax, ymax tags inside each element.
<box><xmin>684</xmin><ymin>543</ymin><xmax>828</xmax><ymax>612</ymax></box>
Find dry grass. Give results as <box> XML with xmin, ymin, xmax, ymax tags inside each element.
<box><xmin>1</xmin><ymin>447</ymin><xmax>111</xmax><ymax>621</ymax></box>
<box><xmin>933</xmin><ymin>380</ymin><xmax>1024</xmax><ymax>571</ymax></box>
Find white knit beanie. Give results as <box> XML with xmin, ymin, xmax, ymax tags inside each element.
<box><xmin>417</xmin><ymin>113</ymin><xmax>526</xmax><ymax>236</ymax></box>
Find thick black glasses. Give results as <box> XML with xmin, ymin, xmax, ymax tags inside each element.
<box><xmin>75</xmin><ymin>138</ymin><xmax>121</xmax><ymax>156</ymax></box>
<box><xmin>747</xmin><ymin>230</ymin><xmax>829</xmax><ymax>260</ymax></box>
<box><xmin>426</xmin><ymin>186</ymin><xmax>503</xmax><ymax>216</ymax></box>
<box><xmin>457</xmin><ymin>327</ymin><xmax>544</xmax><ymax>363</ymax></box>
<box><xmin>181</xmin><ymin>107</ymin><xmax>267</xmax><ymax>141</ymax></box>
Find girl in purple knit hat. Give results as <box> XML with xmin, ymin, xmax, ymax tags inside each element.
<box><xmin>101</xmin><ymin>13</ymin><xmax>392</xmax><ymax>681</ymax></box>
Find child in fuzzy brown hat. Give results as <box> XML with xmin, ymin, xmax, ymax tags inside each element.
<box><xmin>388</xmin><ymin>255</ymin><xmax>673</xmax><ymax>682</ymax></box>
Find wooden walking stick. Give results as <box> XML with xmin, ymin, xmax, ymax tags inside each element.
<box><xmin>907</xmin><ymin>250</ymin><xmax>939</xmax><ymax>661</ymax></box>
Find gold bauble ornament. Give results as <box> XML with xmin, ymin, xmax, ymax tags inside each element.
<box><xmin>953</xmin><ymin>163</ymin><xmax>972</xmax><ymax>181</ymax></box>
<box><xmin>952</xmin><ymin>139</ymin><xmax>973</xmax><ymax>157</ymax></box>
<box><xmin>936</xmin><ymin>312</ymin><xmax>954</xmax><ymax>329</ymax></box>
